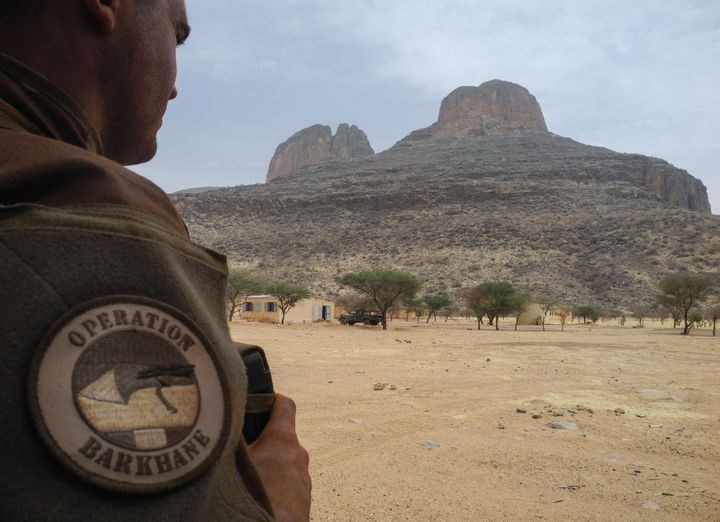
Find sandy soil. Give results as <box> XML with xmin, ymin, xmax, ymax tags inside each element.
<box><xmin>229</xmin><ymin>319</ymin><xmax>720</xmax><ymax>521</ymax></box>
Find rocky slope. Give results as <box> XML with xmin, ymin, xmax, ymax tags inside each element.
<box><xmin>175</xmin><ymin>81</ymin><xmax>717</xmax><ymax>310</ymax></box>
<box><xmin>266</xmin><ymin>123</ymin><xmax>374</xmax><ymax>182</ymax></box>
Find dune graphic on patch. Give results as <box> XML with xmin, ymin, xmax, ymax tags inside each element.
<box><xmin>76</xmin><ymin>364</ymin><xmax>199</xmax><ymax>450</ymax></box>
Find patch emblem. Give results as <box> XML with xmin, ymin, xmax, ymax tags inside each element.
<box><xmin>28</xmin><ymin>297</ymin><xmax>230</xmax><ymax>494</ymax></box>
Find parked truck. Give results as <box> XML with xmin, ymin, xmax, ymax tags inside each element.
<box><xmin>338</xmin><ymin>309</ymin><xmax>383</xmax><ymax>326</ymax></box>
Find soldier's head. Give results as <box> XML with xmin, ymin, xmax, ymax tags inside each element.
<box><xmin>0</xmin><ymin>0</ymin><xmax>190</xmax><ymax>166</ymax></box>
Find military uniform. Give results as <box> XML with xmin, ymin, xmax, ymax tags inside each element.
<box><xmin>0</xmin><ymin>53</ymin><xmax>273</xmax><ymax>521</ymax></box>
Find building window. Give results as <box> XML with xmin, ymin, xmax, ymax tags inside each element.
<box><xmin>243</xmin><ymin>302</ymin><xmax>254</xmax><ymax>312</ymax></box>
<box><xmin>265</xmin><ymin>302</ymin><xmax>276</xmax><ymax>312</ymax></box>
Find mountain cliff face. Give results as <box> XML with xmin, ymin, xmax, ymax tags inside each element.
<box><xmin>266</xmin><ymin>123</ymin><xmax>374</xmax><ymax>182</ymax></box>
<box><xmin>640</xmin><ymin>159</ymin><xmax>710</xmax><ymax>213</ymax></box>
<box><xmin>176</xmin><ymin>80</ymin><xmax>716</xmax><ymax>308</ymax></box>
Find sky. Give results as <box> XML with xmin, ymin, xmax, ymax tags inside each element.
<box><xmin>136</xmin><ymin>0</ymin><xmax>720</xmax><ymax>214</ymax></box>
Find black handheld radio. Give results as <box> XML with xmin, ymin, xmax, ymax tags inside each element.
<box><xmin>236</xmin><ymin>343</ymin><xmax>275</xmax><ymax>444</ymax></box>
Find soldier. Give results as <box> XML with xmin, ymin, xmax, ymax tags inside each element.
<box><xmin>0</xmin><ymin>1</ymin><xmax>310</xmax><ymax>520</ymax></box>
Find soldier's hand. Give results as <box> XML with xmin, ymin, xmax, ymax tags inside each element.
<box><xmin>247</xmin><ymin>393</ymin><xmax>311</xmax><ymax>522</ymax></box>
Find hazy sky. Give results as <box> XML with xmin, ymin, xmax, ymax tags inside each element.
<box><xmin>136</xmin><ymin>0</ymin><xmax>720</xmax><ymax>214</ymax></box>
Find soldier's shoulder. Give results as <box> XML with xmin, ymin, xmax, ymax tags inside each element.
<box><xmin>0</xmin><ymin>130</ymin><xmax>187</xmax><ymax>234</ymax></box>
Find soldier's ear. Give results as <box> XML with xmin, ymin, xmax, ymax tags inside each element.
<box><xmin>82</xmin><ymin>0</ymin><xmax>121</xmax><ymax>33</ymax></box>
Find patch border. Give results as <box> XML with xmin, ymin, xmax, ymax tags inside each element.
<box><xmin>27</xmin><ymin>295</ymin><xmax>232</xmax><ymax>495</ymax></box>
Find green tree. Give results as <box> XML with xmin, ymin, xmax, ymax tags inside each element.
<box><xmin>266</xmin><ymin>282</ymin><xmax>311</xmax><ymax>324</ymax></box>
<box><xmin>657</xmin><ymin>273</ymin><xmax>714</xmax><ymax>335</ymax></box>
<box><xmin>422</xmin><ymin>294</ymin><xmax>452</xmax><ymax>323</ymax></box>
<box><xmin>573</xmin><ymin>304</ymin><xmax>599</xmax><ymax>323</ymax></box>
<box><xmin>688</xmin><ymin>312</ymin><xmax>704</xmax><ymax>332</ymax></box>
<box><xmin>225</xmin><ymin>269</ymin><xmax>264</xmax><ymax>321</ymax></box>
<box><xmin>534</xmin><ymin>295</ymin><xmax>558</xmax><ymax>332</ymax></box>
<box><xmin>468</xmin><ymin>282</ymin><xmax>520</xmax><ymax>331</ymax></box>
<box><xmin>337</xmin><ymin>270</ymin><xmax>421</xmax><ymax>330</ymax></box>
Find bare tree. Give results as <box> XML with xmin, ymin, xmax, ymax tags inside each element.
<box><xmin>557</xmin><ymin>306</ymin><xmax>572</xmax><ymax>332</ymax></box>
<box><xmin>462</xmin><ymin>287</ymin><xmax>489</xmax><ymax>330</ymax></box>
<box><xmin>705</xmin><ymin>304</ymin><xmax>720</xmax><ymax>337</ymax></box>
<box><xmin>534</xmin><ymin>295</ymin><xmax>557</xmax><ymax>332</ymax></box>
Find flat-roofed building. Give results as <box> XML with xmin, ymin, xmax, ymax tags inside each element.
<box><xmin>238</xmin><ymin>295</ymin><xmax>334</xmax><ymax>324</ymax></box>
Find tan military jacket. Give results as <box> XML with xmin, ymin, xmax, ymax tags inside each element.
<box><xmin>0</xmin><ymin>53</ymin><xmax>273</xmax><ymax>521</ymax></box>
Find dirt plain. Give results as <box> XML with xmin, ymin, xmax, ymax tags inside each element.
<box><xmin>229</xmin><ymin>319</ymin><xmax>720</xmax><ymax>521</ymax></box>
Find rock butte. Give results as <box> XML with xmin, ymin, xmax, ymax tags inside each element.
<box><xmin>413</xmin><ymin>79</ymin><xmax>549</xmax><ymax>139</ymax></box>
<box><xmin>175</xmin><ymin>79</ymin><xmax>717</xmax><ymax>307</ymax></box>
<box><xmin>266</xmin><ymin>123</ymin><xmax>374</xmax><ymax>182</ymax></box>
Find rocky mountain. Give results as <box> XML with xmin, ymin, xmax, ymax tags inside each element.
<box><xmin>266</xmin><ymin>123</ymin><xmax>374</xmax><ymax>182</ymax></box>
<box><xmin>175</xmin><ymin>80</ymin><xmax>718</xmax><ymax>310</ymax></box>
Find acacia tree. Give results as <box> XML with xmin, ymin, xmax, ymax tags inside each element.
<box><xmin>266</xmin><ymin>282</ymin><xmax>311</xmax><ymax>324</ymax></box>
<box><xmin>657</xmin><ymin>273</ymin><xmax>714</xmax><ymax>335</ymax></box>
<box><xmin>337</xmin><ymin>270</ymin><xmax>421</xmax><ymax>330</ymax></box>
<box><xmin>573</xmin><ymin>304</ymin><xmax>599</xmax><ymax>323</ymax></box>
<box><xmin>423</xmin><ymin>294</ymin><xmax>452</xmax><ymax>323</ymax></box>
<box><xmin>225</xmin><ymin>269</ymin><xmax>264</xmax><ymax>321</ymax></box>
<box><xmin>688</xmin><ymin>312</ymin><xmax>704</xmax><ymax>332</ymax></box>
<box><xmin>534</xmin><ymin>295</ymin><xmax>557</xmax><ymax>332</ymax></box>
<box><xmin>467</xmin><ymin>282</ymin><xmax>520</xmax><ymax>331</ymax></box>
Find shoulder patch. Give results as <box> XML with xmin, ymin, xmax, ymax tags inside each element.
<box><xmin>28</xmin><ymin>296</ymin><xmax>231</xmax><ymax>494</ymax></box>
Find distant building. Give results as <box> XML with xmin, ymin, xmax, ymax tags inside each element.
<box><xmin>517</xmin><ymin>303</ymin><xmax>568</xmax><ymax>326</ymax></box>
<box><xmin>516</xmin><ymin>303</ymin><xmax>544</xmax><ymax>326</ymax></box>
<box><xmin>238</xmin><ymin>295</ymin><xmax>334</xmax><ymax>324</ymax></box>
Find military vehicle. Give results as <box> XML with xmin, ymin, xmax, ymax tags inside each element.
<box><xmin>338</xmin><ymin>310</ymin><xmax>383</xmax><ymax>326</ymax></box>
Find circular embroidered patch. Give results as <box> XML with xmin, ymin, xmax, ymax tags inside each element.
<box><xmin>28</xmin><ymin>296</ymin><xmax>231</xmax><ymax>494</ymax></box>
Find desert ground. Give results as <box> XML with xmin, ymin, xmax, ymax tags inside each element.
<box><xmin>229</xmin><ymin>319</ymin><xmax>720</xmax><ymax>521</ymax></box>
